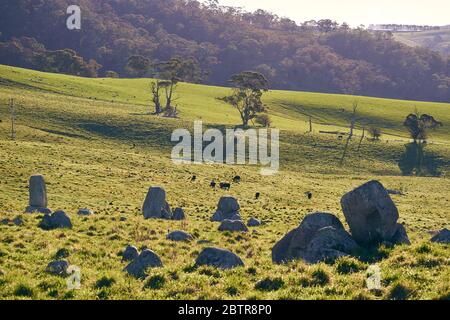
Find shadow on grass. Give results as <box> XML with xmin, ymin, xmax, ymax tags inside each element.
<box><xmin>398</xmin><ymin>142</ymin><xmax>446</xmax><ymax>177</ymax></box>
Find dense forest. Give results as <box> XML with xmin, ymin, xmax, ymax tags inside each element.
<box><xmin>0</xmin><ymin>0</ymin><xmax>449</xmax><ymax>102</ymax></box>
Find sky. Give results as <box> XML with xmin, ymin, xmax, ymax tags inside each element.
<box><xmin>209</xmin><ymin>0</ymin><xmax>450</xmax><ymax>27</ymax></box>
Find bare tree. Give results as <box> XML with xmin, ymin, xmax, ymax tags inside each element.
<box><xmin>357</xmin><ymin>125</ymin><xmax>366</xmax><ymax>152</ymax></box>
<box><xmin>9</xmin><ymin>98</ymin><xmax>15</xmax><ymax>140</ymax></box>
<box><xmin>340</xmin><ymin>101</ymin><xmax>359</xmax><ymax>166</ymax></box>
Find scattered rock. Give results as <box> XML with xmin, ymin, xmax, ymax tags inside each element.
<box><xmin>124</xmin><ymin>249</ymin><xmax>163</xmax><ymax>279</ymax></box>
<box><xmin>55</xmin><ymin>248</ymin><xmax>70</xmax><ymax>259</ymax></box>
<box><xmin>247</xmin><ymin>217</ymin><xmax>261</xmax><ymax>227</ymax></box>
<box><xmin>167</xmin><ymin>231</ymin><xmax>193</xmax><ymax>242</ymax></box>
<box><xmin>341</xmin><ymin>180</ymin><xmax>403</xmax><ymax>245</ymax></box>
<box><xmin>12</xmin><ymin>217</ymin><xmax>23</xmax><ymax>226</ymax></box>
<box><xmin>142</xmin><ymin>187</ymin><xmax>172</xmax><ymax>220</ymax></box>
<box><xmin>218</xmin><ymin>220</ymin><xmax>248</xmax><ymax>232</ymax></box>
<box><xmin>46</xmin><ymin>260</ymin><xmax>69</xmax><ymax>276</ymax></box>
<box><xmin>211</xmin><ymin>196</ymin><xmax>241</xmax><ymax>222</ymax></box>
<box><xmin>195</xmin><ymin>247</ymin><xmax>244</xmax><ymax>269</ymax></box>
<box><xmin>26</xmin><ymin>175</ymin><xmax>51</xmax><ymax>213</ymax></box>
<box><xmin>431</xmin><ymin>228</ymin><xmax>450</xmax><ymax>244</ymax></box>
<box><xmin>173</xmin><ymin>208</ymin><xmax>186</xmax><ymax>220</ymax></box>
<box><xmin>78</xmin><ymin>208</ymin><xmax>93</xmax><ymax>216</ymax></box>
<box><xmin>272</xmin><ymin>212</ymin><xmax>359</xmax><ymax>264</ymax></box>
<box><xmin>387</xmin><ymin>189</ymin><xmax>404</xmax><ymax>196</ymax></box>
<box><xmin>39</xmin><ymin>210</ymin><xmax>72</xmax><ymax>230</ymax></box>
<box><xmin>391</xmin><ymin>224</ymin><xmax>411</xmax><ymax>245</ymax></box>
<box><xmin>122</xmin><ymin>245</ymin><xmax>139</xmax><ymax>262</ymax></box>
<box><xmin>0</xmin><ymin>219</ymin><xmax>9</xmax><ymax>225</ymax></box>
<box><xmin>25</xmin><ymin>206</ymin><xmax>52</xmax><ymax>214</ymax></box>
<box><xmin>197</xmin><ymin>240</ymin><xmax>212</xmax><ymax>245</ymax></box>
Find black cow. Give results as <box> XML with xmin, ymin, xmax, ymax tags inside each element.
<box><xmin>305</xmin><ymin>191</ymin><xmax>313</xmax><ymax>200</ymax></box>
<box><xmin>255</xmin><ymin>192</ymin><xmax>261</xmax><ymax>200</ymax></box>
<box><xmin>233</xmin><ymin>176</ymin><xmax>241</xmax><ymax>183</ymax></box>
<box><xmin>210</xmin><ymin>180</ymin><xmax>216</xmax><ymax>189</ymax></box>
<box><xmin>220</xmin><ymin>182</ymin><xmax>231</xmax><ymax>190</ymax></box>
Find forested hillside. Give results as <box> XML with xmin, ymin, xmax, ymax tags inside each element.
<box><xmin>0</xmin><ymin>0</ymin><xmax>449</xmax><ymax>102</ymax></box>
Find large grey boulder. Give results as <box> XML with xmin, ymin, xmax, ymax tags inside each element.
<box><xmin>142</xmin><ymin>187</ymin><xmax>172</xmax><ymax>220</ymax></box>
<box><xmin>122</xmin><ymin>245</ymin><xmax>139</xmax><ymax>262</ymax></box>
<box><xmin>218</xmin><ymin>220</ymin><xmax>248</xmax><ymax>232</ymax></box>
<box><xmin>124</xmin><ymin>249</ymin><xmax>162</xmax><ymax>279</ymax></box>
<box><xmin>341</xmin><ymin>180</ymin><xmax>403</xmax><ymax>245</ymax></box>
<box><xmin>167</xmin><ymin>230</ymin><xmax>193</xmax><ymax>242</ymax></box>
<box><xmin>272</xmin><ymin>212</ymin><xmax>359</xmax><ymax>264</ymax></box>
<box><xmin>46</xmin><ymin>260</ymin><xmax>69</xmax><ymax>276</ymax></box>
<box><xmin>195</xmin><ymin>247</ymin><xmax>244</xmax><ymax>269</ymax></box>
<box><xmin>26</xmin><ymin>175</ymin><xmax>51</xmax><ymax>213</ymax></box>
<box><xmin>431</xmin><ymin>228</ymin><xmax>450</xmax><ymax>244</ymax></box>
<box><xmin>39</xmin><ymin>210</ymin><xmax>72</xmax><ymax>230</ymax></box>
<box><xmin>211</xmin><ymin>196</ymin><xmax>241</xmax><ymax>222</ymax></box>
<box><xmin>29</xmin><ymin>175</ymin><xmax>47</xmax><ymax>207</ymax></box>
<box><xmin>173</xmin><ymin>208</ymin><xmax>186</xmax><ymax>220</ymax></box>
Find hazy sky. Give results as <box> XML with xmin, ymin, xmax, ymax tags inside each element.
<box><xmin>211</xmin><ymin>0</ymin><xmax>450</xmax><ymax>27</ymax></box>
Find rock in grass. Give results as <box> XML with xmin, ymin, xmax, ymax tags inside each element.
<box><xmin>431</xmin><ymin>228</ymin><xmax>450</xmax><ymax>244</ymax></box>
<box><xmin>218</xmin><ymin>220</ymin><xmax>248</xmax><ymax>232</ymax></box>
<box><xmin>247</xmin><ymin>217</ymin><xmax>261</xmax><ymax>227</ymax></box>
<box><xmin>124</xmin><ymin>249</ymin><xmax>162</xmax><ymax>279</ymax></box>
<box><xmin>195</xmin><ymin>247</ymin><xmax>244</xmax><ymax>269</ymax></box>
<box><xmin>142</xmin><ymin>187</ymin><xmax>172</xmax><ymax>220</ymax></box>
<box><xmin>272</xmin><ymin>212</ymin><xmax>359</xmax><ymax>264</ymax></box>
<box><xmin>46</xmin><ymin>260</ymin><xmax>69</xmax><ymax>276</ymax></box>
<box><xmin>167</xmin><ymin>231</ymin><xmax>193</xmax><ymax>242</ymax></box>
<box><xmin>78</xmin><ymin>208</ymin><xmax>93</xmax><ymax>216</ymax></box>
<box><xmin>341</xmin><ymin>180</ymin><xmax>404</xmax><ymax>245</ymax></box>
<box><xmin>173</xmin><ymin>207</ymin><xmax>186</xmax><ymax>220</ymax></box>
<box><xmin>55</xmin><ymin>248</ymin><xmax>70</xmax><ymax>259</ymax></box>
<box><xmin>26</xmin><ymin>175</ymin><xmax>51</xmax><ymax>214</ymax></box>
<box><xmin>211</xmin><ymin>196</ymin><xmax>241</xmax><ymax>222</ymax></box>
<box><xmin>122</xmin><ymin>245</ymin><xmax>139</xmax><ymax>262</ymax></box>
<box><xmin>39</xmin><ymin>210</ymin><xmax>72</xmax><ymax>230</ymax></box>
<box><xmin>391</xmin><ymin>224</ymin><xmax>411</xmax><ymax>245</ymax></box>
<box><xmin>12</xmin><ymin>217</ymin><xmax>24</xmax><ymax>226</ymax></box>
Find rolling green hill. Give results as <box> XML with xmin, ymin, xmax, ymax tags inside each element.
<box><xmin>394</xmin><ymin>27</ymin><xmax>450</xmax><ymax>56</ymax></box>
<box><xmin>0</xmin><ymin>65</ymin><xmax>449</xmax><ymax>300</ymax></box>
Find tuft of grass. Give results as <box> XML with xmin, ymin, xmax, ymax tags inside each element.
<box><xmin>335</xmin><ymin>257</ymin><xmax>364</xmax><ymax>275</ymax></box>
<box><xmin>386</xmin><ymin>282</ymin><xmax>415</xmax><ymax>300</ymax></box>
<box><xmin>144</xmin><ymin>275</ymin><xmax>166</xmax><ymax>290</ymax></box>
<box><xmin>95</xmin><ymin>276</ymin><xmax>116</xmax><ymax>289</ymax></box>
<box><xmin>13</xmin><ymin>284</ymin><xmax>34</xmax><ymax>298</ymax></box>
<box><xmin>255</xmin><ymin>277</ymin><xmax>284</xmax><ymax>292</ymax></box>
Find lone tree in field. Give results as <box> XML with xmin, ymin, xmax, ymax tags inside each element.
<box><xmin>222</xmin><ymin>71</ymin><xmax>269</xmax><ymax>126</ymax></box>
<box><xmin>368</xmin><ymin>126</ymin><xmax>382</xmax><ymax>141</ymax></box>
<box><xmin>151</xmin><ymin>57</ymin><xmax>204</xmax><ymax>116</ymax></box>
<box><xmin>403</xmin><ymin>112</ymin><xmax>442</xmax><ymax>143</ymax></box>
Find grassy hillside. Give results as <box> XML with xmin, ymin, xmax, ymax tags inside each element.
<box><xmin>394</xmin><ymin>28</ymin><xmax>450</xmax><ymax>56</ymax></box>
<box><xmin>0</xmin><ymin>65</ymin><xmax>449</xmax><ymax>300</ymax></box>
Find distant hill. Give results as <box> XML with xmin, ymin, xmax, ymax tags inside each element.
<box><xmin>0</xmin><ymin>0</ymin><xmax>449</xmax><ymax>102</ymax></box>
<box><xmin>394</xmin><ymin>27</ymin><xmax>450</xmax><ymax>56</ymax></box>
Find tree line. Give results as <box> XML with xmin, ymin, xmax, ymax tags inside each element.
<box><xmin>0</xmin><ymin>0</ymin><xmax>449</xmax><ymax>102</ymax></box>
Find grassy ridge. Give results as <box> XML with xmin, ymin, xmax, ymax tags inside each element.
<box><xmin>0</xmin><ymin>65</ymin><xmax>449</xmax><ymax>300</ymax></box>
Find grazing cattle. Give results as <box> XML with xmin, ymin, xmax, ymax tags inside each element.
<box><xmin>255</xmin><ymin>192</ymin><xmax>261</xmax><ymax>200</ymax></box>
<box><xmin>233</xmin><ymin>176</ymin><xmax>241</xmax><ymax>183</ymax></box>
<box><xmin>210</xmin><ymin>180</ymin><xmax>216</xmax><ymax>189</ymax></box>
<box><xmin>305</xmin><ymin>191</ymin><xmax>313</xmax><ymax>200</ymax></box>
<box><xmin>191</xmin><ymin>175</ymin><xmax>197</xmax><ymax>182</ymax></box>
<box><xmin>220</xmin><ymin>182</ymin><xmax>231</xmax><ymax>190</ymax></box>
